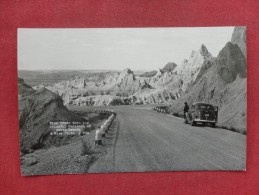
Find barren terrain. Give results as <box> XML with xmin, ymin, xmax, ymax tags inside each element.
<box><xmin>21</xmin><ymin>105</ymin><xmax>246</xmax><ymax>175</ymax></box>
<box><xmin>88</xmin><ymin>105</ymin><xmax>246</xmax><ymax>172</ymax></box>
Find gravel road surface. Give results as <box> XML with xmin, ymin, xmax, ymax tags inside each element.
<box><xmin>88</xmin><ymin>106</ymin><xmax>246</xmax><ymax>172</ymax></box>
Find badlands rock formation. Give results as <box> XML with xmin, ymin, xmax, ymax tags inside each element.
<box><xmin>168</xmin><ymin>42</ymin><xmax>246</xmax><ymax>132</ymax></box>
<box><xmin>161</xmin><ymin>62</ymin><xmax>177</xmax><ymax>73</ymax></box>
<box><xmin>18</xmin><ymin>78</ymin><xmax>85</xmax><ymax>153</ymax></box>
<box><xmin>46</xmin><ymin>66</ymin><xmax>178</xmax><ymax>105</ymax></box>
<box><xmin>139</xmin><ymin>70</ymin><xmax>157</xmax><ymax>77</ymax></box>
<box><xmin>45</xmin><ymin>44</ymin><xmax>212</xmax><ymax>106</ymax></box>
<box><xmin>216</xmin><ymin>42</ymin><xmax>246</xmax><ymax>83</ymax></box>
<box><xmin>172</xmin><ymin>44</ymin><xmax>213</xmax><ymax>92</ymax></box>
<box><xmin>72</xmin><ymin>95</ymin><xmax>128</xmax><ymax>106</ymax></box>
<box><xmin>25</xmin><ymin>26</ymin><xmax>247</xmax><ymax>132</ymax></box>
<box><xmin>231</xmin><ymin>26</ymin><xmax>246</xmax><ymax>58</ymax></box>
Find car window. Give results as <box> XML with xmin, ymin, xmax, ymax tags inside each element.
<box><xmin>196</xmin><ymin>104</ymin><xmax>213</xmax><ymax>111</ymax></box>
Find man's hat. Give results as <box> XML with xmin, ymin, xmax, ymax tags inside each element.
<box><xmin>184</xmin><ymin>102</ymin><xmax>187</xmax><ymax>105</ymax></box>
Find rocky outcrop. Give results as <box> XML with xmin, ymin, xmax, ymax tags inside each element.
<box><xmin>149</xmin><ymin>69</ymin><xmax>174</xmax><ymax>86</ymax></box>
<box><xmin>46</xmin><ymin>50</ymin><xmax>207</xmax><ymax>105</ymax></box>
<box><xmin>65</xmin><ymin>77</ymin><xmax>86</xmax><ymax>89</ymax></box>
<box><xmin>70</xmin><ymin>95</ymin><xmax>129</xmax><ymax>106</ymax></box>
<box><xmin>133</xmin><ymin>88</ymin><xmax>178</xmax><ymax>104</ymax></box>
<box><xmin>173</xmin><ymin>44</ymin><xmax>213</xmax><ymax>92</ymax></box>
<box><xmin>231</xmin><ymin>26</ymin><xmax>246</xmax><ymax>58</ymax></box>
<box><xmin>216</xmin><ymin>42</ymin><xmax>246</xmax><ymax>83</ymax></box>
<box><xmin>168</xmin><ymin>41</ymin><xmax>247</xmax><ymax>132</ymax></box>
<box><xmin>114</xmin><ymin>68</ymin><xmax>136</xmax><ymax>90</ymax></box>
<box><xmin>47</xmin><ymin>68</ymin><xmax>167</xmax><ymax>105</ymax></box>
<box><xmin>139</xmin><ymin>70</ymin><xmax>158</xmax><ymax>77</ymax></box>
<box><xmin>18</xmin><ymin>78</ymin><xmax>85</xmax><ymax>153</ymax></box>
<box><xmin>161</xmin><ymin>62</ymin><xmax>177</xmax><ymax>73</ymax></box>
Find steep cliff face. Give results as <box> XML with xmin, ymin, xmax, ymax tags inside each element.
<box><xmin>148</xmin><ymin>69</ymin><xmax>174</xmax><ymax>86</ymax></box>
<box><xmin>231</xmin><ymin>26</ymin><xmax>246</xmax><ymax>58</ymax></box>
<box><xmin>18</xmin><ymin>78</ymin><xmax>84</xmax><ymax>153</ymax></box>
<box><xmin>116</xmin><ymin>68</ymin><xmax>135</xmax><ymax>85</ymax></box>
<box><xmin>173</xmin><ymin>44</ymin><xmax>213</xmax><ymax>92</ymax></box>
<box><xmin>109</xmin><ymin>68</ymin><xmax>139</xmax><ymax>93</ymax></box>
<box><xmin>168</xmin><ymin>41</ymin><xmax>247</xmax><ymax>132</ymax></box>
<box><xmin>217</xmin><ymin>42</ymin><xmax>246</xmax><ymax>82</ymax></box>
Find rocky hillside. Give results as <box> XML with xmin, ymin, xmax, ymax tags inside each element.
<box><xmin>139</xmin><ymin>70</ymin><xmax>157</xmax><ymax>77</ymax></box>
<box><xmin>44</xmin><ymin>44</ymin><xmax>211</xmax><ymax>106</ymax></box>
<box><xmin>172</xmin><ymin>44</ymin><xmax>213</xmax><ymax>92</ymax></box>
<box><xmin>161</xmin><ymin>62</ymin><xmax>177</xmax><ymax>73</ymax></box>
<box><xmin>46</xmin><ymin>67</ymin><xmax>179</xmax><ymax>105</ymax></box>
<box><xmin>72</xmin><ymin>95</ymin><xmax>128</xmax><ymax>106</ymax></box>
<box><xmin>18</xmin><ymin>78</ymin><xmax>85</xmax><ymax>154</ymax></box>
<box><xmin>231</xmin><ymin>26</ymin><xmax>246</xmax><ymax>58</ymax></box>
<box><xmin>168</xmin><ymin>41</ymin><xmax>246</xmax><ymax>133</ymax></box>
<box><xmin>139</xmin><ymin>62</ymin><xmax>177</xmax><ymax>78</ymax></box>
<box><xmin>36</xmin><ymin>26</ymin><xmax>247</xmax><ymax>132</ymax></box>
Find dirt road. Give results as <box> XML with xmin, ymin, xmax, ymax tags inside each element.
<box><xmin>88</xmin><ymin>106</ymin><xmax>246</xmax><ymax>172</ymax></box>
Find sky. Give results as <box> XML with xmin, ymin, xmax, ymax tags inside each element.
<box><xmin>18</xmin><ymin>27</ymin><xmax>234</xmax><ymax>71</ymax></box>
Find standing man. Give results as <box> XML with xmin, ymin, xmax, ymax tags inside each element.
<box><xmin>184</xmin><ymin>102</ymin><xmax>189</xmax><ymax>123</ymax></box>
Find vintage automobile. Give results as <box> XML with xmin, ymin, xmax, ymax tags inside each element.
<box><xmin>185</xmin><ymin>102</ymin><xmax>218</xmax><ymax>127</ymax></box>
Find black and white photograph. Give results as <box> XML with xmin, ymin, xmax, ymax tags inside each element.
<box><xmin>18</xmin><ymin>27</ymin><xmax>247</xmax><ymax>176</ymax></box>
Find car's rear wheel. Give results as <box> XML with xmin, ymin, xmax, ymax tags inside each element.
<box><xmin>211</xmin><ymin>123</ymin><xmax>216</xmax><ymax>128</ymax></box>
<box><xmin>191</xmin><ymin>120</ymin><xmax>196</xmax><ymax>126</ymax></box>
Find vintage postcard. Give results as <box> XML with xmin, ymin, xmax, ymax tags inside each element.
<box><xmin>18</xmin><ymin>27</ymin><xmax>247</xmax><ymax>176</ymax></box>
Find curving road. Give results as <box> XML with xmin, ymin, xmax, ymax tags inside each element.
<box><xmin>88</xmin><ymin>106</ymin><xmax>246</xmax><ymax>172</ymax></box>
